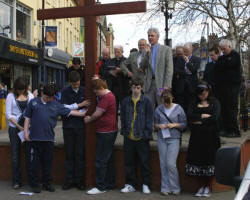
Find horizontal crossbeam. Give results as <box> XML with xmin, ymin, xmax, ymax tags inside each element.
<box><xmin>37</xmin><ymin>1</ymin><xmax>146</xmax><ymax>20</ymax></box>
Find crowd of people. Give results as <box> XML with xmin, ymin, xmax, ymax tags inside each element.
<box><xmin>4</xmin><ymin>27</ymin><xmax>242</xmax><ymax>198</ymax></box>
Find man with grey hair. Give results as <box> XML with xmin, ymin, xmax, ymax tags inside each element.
<box><xmin>121</xmin><ymin>38</ymin><xmax>148</xmax><ymax>81</ymax></box>
<box><xmin>141</xmin><ymin>27</ymin><xmax>173</xmax><ymax>108</ymax></box>
<box><xmin>109</xmin><ymin>45</ymin><xmax>128</xmax><ymax>112</ymax></box>
<box><xmin>214</xmin><ymin>39</ymin><xmax>242</xmax><ymax>138</ymax></box>
<box><xmin>180</xmin><ymin>42</ymin><xmax>201</xmax><ymax>112</ymax></box>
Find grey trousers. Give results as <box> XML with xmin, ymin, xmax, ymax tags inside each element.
<box><xmin>157</xmin><ymin>137</ymin><xmax>181</xmax><ymax>193</ymax></box>
<box><xmin>144</xmin><ymin>80</ymin><xmax>160</xmax><ymax>109</ymax></box>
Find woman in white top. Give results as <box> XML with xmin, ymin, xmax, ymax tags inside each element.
<box><xmin>6</xmin><ymin>77</ymin><xmax>34</xmax><ymax>189</ymax></box>
<box><xmin>154</xmin><ymin>89</ymin><xmax>187</xmax><ymax>195</ymax></box>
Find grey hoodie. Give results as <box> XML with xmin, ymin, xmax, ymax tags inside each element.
<box><xmin>154</xmin><ymin>104</ymin><xmax>187</xmax><ymax>139</ymax></box>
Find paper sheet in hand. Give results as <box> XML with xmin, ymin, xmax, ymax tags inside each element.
<box><xmin>162</xmin><ymin>128</ymin><xmax>171</xmax><ymax>138</ymax></box>
<box><xmin>79</xmin><ymin>108</ymin><xmax>86</xmax><ymax>113</ymax></box>
<box><xmin>18</xmin><ymin>130</ymin><xmax>30</xmax><ymax>143</ymax></box>
<box><xmin>19</xmin><ymin>191</ymin><xmax>34</xmax><ymax>196</ymax></box>
<box><xmin>107</xmin><ymin>65</ymin><xmax>116</xmax><ymax>69</ymax></box>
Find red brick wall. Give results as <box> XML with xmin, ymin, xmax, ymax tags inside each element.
<box><xmin>0</xmin><ymin>141</ymin><xmax>249</xmax><ymax>192</ymax></box>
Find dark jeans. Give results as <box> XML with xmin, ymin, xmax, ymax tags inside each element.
<box><xmin>95</xmin><ymin>131</ymin><xmax>117</xmax><ymax>191</ymax></box>
<box><xmin>215</xmin><ymin>84</ymin><xmax>240</xmax><ymax>134</ymax></box>
<box><xmin>124</xmin><ymin>137</ymin><xmax>150</xmax><ymax>187</ymax></box>
<box><xmin>29</xmin><ymin>141</ymin><xmax>54</xmax><ymax>187</ymax></box>
<box><xmin>63</xmin><ymin>128</ymin><xmax>85</xmax><ymax>184</ymax></box>
<box><xmin>8</xmin><ymin>127</ymin><xmax>22</xmax><ymax>185</ymax></box>
<box><xmin>8</xmin><ymin>127</ymin><xmax>32</xmax><ymax>186</ymax></box>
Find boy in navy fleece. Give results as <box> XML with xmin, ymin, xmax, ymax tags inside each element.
<box><xmin>24</xmin><ymin>84</ymin><xmax>86</xmax><ymax>193</ymax></box>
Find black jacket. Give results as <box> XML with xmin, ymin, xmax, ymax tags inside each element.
<box><xmin>172</xmin><ymin>55</ymin><xmax>200</xmax><ymax>94</ymax></box>
<box><xmin>60</xmin><ymin>86</ymin><xmax>85</xmax><ymax>129</ymax></box>
<box><xmin>185</xmin><ymin>55</ymin><xmax>200</xmax><ymax>93</ymax></box>
<box><xmin>98</xmin><ymin>58</ymin><xmax>114</xmax><ymax>90</ymax></box>
<box><xmin>172</xmin><ymin>56</ymin><xmax>186</xmax><ymax>94</ymax></box>
<box><xmin>215</xmin><ymin>50</ymin><xmax>242</xmax><ymax>86</ymax></box>
<box><xmin>203</xmin><ymin>61</ymin><xmax>216</xmax><ymax>89</ymax></box>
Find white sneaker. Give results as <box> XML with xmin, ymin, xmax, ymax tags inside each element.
<box><xmin>86</xmin><ymin>187</ymin><xmax>106</xmax><ymax>195</ymax></box>
<box><xmin>172</xmin><ymin>191</ymin><xmax>180</xmax><ymax>195</ymax></box>
<box><xmin>161</xmin><ymin>191</ymin><xmax>169</xmax><ymax>196</ymax></box>
<box><xmin>142</xmin><ymin>184</ymin><xmax>151</xmax><ymax>194</ymax></box>
<box><xmin>203</xmin><ymin>187</ymin><xmax>211</xmax><ymax>197</ymax></box>
<box><xmin>120</xmin><ymin>184</ymin><xmax>136</xmax><ymax>193</ymax></box>
<box><xmin>195</xmin><ymin>187</ymin><xmax>204</xmax><ymax>197</ymax></box>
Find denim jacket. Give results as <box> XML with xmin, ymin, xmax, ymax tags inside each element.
<box><xmin>120</xmin><ymin>94</ymin><xmax>153</xmax><ymax>139</ymax></box>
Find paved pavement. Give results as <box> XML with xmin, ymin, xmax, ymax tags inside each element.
<box><xmin>0</xmin><ymin>180</ymin><xmax>235</xmax><ymax>200</ymax></box>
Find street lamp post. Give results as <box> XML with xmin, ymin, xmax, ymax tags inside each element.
<box><xmin>42</xmin><ymin>0</ymin><xmax>45</xmax><ymax>48</ymax></box>
<box><xmin>160</xmin><ymin>0</ymin><xmax>175</xmax><ymax>46</ymax></box>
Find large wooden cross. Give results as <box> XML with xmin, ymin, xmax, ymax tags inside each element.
<box><xmin>37</xmin><ymin>0</ymin><xmax>146</xmax><ymax>188</ymax></box>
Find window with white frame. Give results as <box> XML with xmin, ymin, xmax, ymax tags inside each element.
<box><xmin>0</xmin><ymin>0</ymin><xmax>13</xmax><ymax>38</ymax></box>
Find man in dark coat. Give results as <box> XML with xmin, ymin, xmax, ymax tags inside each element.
<box><xmin>172</xmin><ymin>43</ymin><xmax>200</xmax><ymax>112</ymax></box>
<box><xmin>67</xmin><ymin>57</ymin><xmax>85</xmax><ymax>86</ymax></box>
<box><xmin>172</xmin><ymin>46</ymin><xmax>186</xmax><ymax>109</ymax></box>
<box><xmin>182</xmin><ymin>43</ymin><xmax>201</xmax><ymax>112</ymax></box>
<box><xmin>108</xmin><ymin>45</ymin><xmax>128</xmax><ymax>111</ymax></box>
<box><xmin>203</xmin><ymin>46</ymin><xmax>220</xmax><ymax>92</ymax></box>
<box><xmin>214</xmin><ymin>39</ymin><xmax>242</xmax><ymax>138</ymax></box>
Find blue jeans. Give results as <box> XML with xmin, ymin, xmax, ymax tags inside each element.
<box><xmin>95</xmin><ymin>131</ymin><xmax>117</xmax><ymax>191</ymax></box>
<box><xmin>157</xmin><ymin>137</ymin><xmax>181</xmax><ymax>193</ymax></box>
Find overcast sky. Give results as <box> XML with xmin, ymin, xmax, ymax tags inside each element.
<box><xmin>102</xmin><ymin>0</ymin><xmax>206</xmax><ymax>57</ymax></box>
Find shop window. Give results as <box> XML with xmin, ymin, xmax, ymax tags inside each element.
<box><xmin>16</xmin><ymin>2</ymin><xmax>31</xmax><ymax>44</ymax></box>
<box><xmin>0</xmin><ymin>0</ymin><xmax>13</xmax><ymax>38</ymax></box>
<box><xmin>13</xmin><ymin>65</ymin><xmax>32</xmax><ymax>89</ymax></box>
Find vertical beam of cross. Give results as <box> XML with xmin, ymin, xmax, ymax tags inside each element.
<box><xmin>78</xmin><ymin>0</ymin><xmax>97</xmax><ymax>188</ymax></box>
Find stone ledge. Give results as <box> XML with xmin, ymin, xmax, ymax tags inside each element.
<box><xmin>0</xmin><ymin>126</ymin><xmax>249</xmax><ymax>150</ymax></box>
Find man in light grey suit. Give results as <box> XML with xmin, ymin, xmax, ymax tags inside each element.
<box><xmin>141</xmin><ymin>27</ymin><xmax>173</xmax><ymax>108</ymax></box>
<box><xmin>121</xmin><ymin>39</ymin><xmax>147</xmax><ymax>81</ymax></box>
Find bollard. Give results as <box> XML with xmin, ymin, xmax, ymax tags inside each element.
<box><xmin>0</xmin><ymin>99</ymin><xmax>6</xmax><ymax>130</ymax></box>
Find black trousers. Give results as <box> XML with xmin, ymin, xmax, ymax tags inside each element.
<box><xmin>215</xmin><ymin>84</ymin><xmax>240</xmax><ymax>134</ymax></box>
<box><xmin>29</xmin><ymin>141</ymin><xmax>54</xmax><ymax>187</ymax></box>
<box><xmin>174</xmin><ymin>84</ymin><xmax>195</xmax><ymax>113</ymax></box>
<box><xmin>63</xmin><ymin>128</ymin><xmax>85</xmax><ymax>184</ymax></box>
<box><xmin>124</xmin><ymin>137</ymin><xmax>151</xmax><ymax>187</ymax></box>
<box><xmin>95</xmin><ymin>131</ymin><xmax>117</xmax><ymax>191</ymax></box>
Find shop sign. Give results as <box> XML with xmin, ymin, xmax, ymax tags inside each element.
<box><xmin>45</xmin><ymin>26</ymin><xmax>57</xmax><ymax>47</ymax></box>
<box><xmin>9</xmin><ymin>45</ymin><xmax>38</xmax><ymax>59</ymax></box>
<box><xmin>0</xmin><ymin>36</ymin><xmax>41</xmax><ymax>65</ymax></box>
